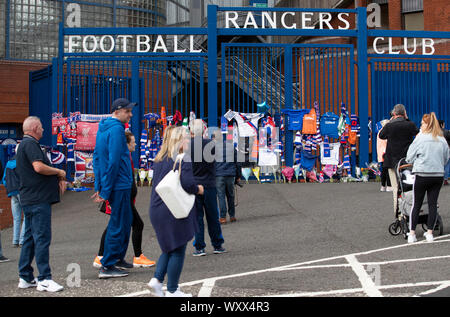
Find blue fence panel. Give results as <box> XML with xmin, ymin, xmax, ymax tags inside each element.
<box><xmin>370</xmin><ymin>59</ymin><xmax>450</xmax><ymax>160</ymax></box>
<box><xmin>437</xmin><ymin>62</ymin><xmax>450</xmax><ymax>124</ymax></box>
<box><xmin>29</xmin><ymin>65</ymin><xmax>53</xmax><ymax>146</ymax></box>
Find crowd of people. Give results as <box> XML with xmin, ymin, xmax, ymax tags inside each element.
<box><xmin>0</xmin><ymin>98</ymin><xmax>240</xmax><ymax>296</ymax></box>
<box><xmin>0</xmin><ymin>100</ymin><xmax>449</xmax><ymax>296</ymax></box>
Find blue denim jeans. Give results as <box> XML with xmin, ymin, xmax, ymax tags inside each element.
<box><xmin>193</xmin><ymin>187</ymin><xmax>224</xmax><ymax>250</ymax></box>
<box><xmin>444</xmin><ymin>159</ymin><xmax>450</xmax><ymax>180</ymax></box>
<box><xmin>19</xmin><ymin>203</ymin><xmax>52</xmax><ymax>282</ymax></box>
<box><xmin>216</xmin><ymin>176</ymin><xmax>235</xmax><ymax>218</ymax></box>
<box><xmin>11</xmin><ymin>195</ymin><xmax>26</xmax><ymax>245</ymax></box>
<box><xmin>154</xmin><ymin>244</ymin><xmax>187</xmax><ymax>293</ymax></box>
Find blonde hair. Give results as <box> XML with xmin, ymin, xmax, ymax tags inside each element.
<box><xmin>422</xmin><ymin>112</ymin><xmax>443</xmax><ymax>139</ymax></box>
<box><xmin>154</xmin><ymin>126</ymin><xmax>187</xmax><ymax>162</ymax></box>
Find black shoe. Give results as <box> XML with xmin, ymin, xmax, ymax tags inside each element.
<box><xmin>213</xmin><ymin>247</ymin><xmax>227</xmax><ymax>254</ymax></box>
<box><xmin>115</xmin><ymin>259</ymin><xmax>133</xmax><ymax>270</ymax></box>
<box><xmin>98</xmin><ymin>266</ymin><xmax>129</xmax><ymax>279</ymax></box>
<box><xmin>0</xmin><ymin>256</ymin><xmax>11</xmax><ymax>263</ymax></box>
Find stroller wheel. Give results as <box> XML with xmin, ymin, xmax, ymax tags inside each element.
<box><xmin>389</xmin><ymin>221</ymin><xmax>402</xmax><ymax>236</ymax></box>
<box><xmin>421</xmin><ymin>215</ymin><xmax>444</xmax><ymax>236</ymax></box>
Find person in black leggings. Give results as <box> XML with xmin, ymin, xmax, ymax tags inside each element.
<box><xmin>406</xmin><ymin>113</ymin><xmax>450</xmax><ymax>243</ymax></box>
<box><xmin>94</xmin><ymin>131</ymin><xmax>155</xmax><ymax>268</ymax></box>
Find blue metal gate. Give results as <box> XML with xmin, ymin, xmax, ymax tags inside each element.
<box><xmin>54</xmin><ymin>56</ymin><xmax>205</xmax><ymax>167</ymax></box>
<box><xmin>370</xmin><ymin>58</ymin><xmax>450</xmax><ymax>157</ymax></box>
<box><xmin>222</xmin><ymin>43</ymin><xmax>356</xmax><ymax>168</ymax></box>
<box><xmin>28</xmin><ymin>4</ymin><xmax>450</xmax><ymax>169</ymax></box>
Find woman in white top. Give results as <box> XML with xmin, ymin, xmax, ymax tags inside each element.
<box><xmin>406</xmin><ymin>112</ymin><xmax>450</xmax><ymax>243</ymax></box>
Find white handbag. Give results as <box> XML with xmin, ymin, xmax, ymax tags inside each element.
<box><xmin>155</xmin><ymin>153</ymin><xmax>196</xmax><ymax>219</ymax></box>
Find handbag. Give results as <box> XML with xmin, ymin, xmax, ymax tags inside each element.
<box><xmin>155</xmin><ymin>153</ymin><xmax>195</xmax><ymax>219</ymax></box>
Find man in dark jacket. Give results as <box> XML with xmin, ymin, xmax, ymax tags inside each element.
<box><xmin>379</xmin><ymin>104</ymin><xmax>419</xmax><ymax>215</ymax></box>
<box><xmin>214</xmin><ymin>130</ymin><xmax>241</xmax><ymax>224</ymax></box>
<box><xmin>189</xmin><ymin>119</ymin><xmax>225</xmax><ymax>256</ymax></box>
<box><xmin>92</xmin><ymin>98</ymin><xmax>136</xmax><ymax>278</ymax></box>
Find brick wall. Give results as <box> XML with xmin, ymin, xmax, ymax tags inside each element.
<box><xmin>0</xmin><ymin>60</ymin><xmax>49</xmax><ymax>124</ymax></box>
<box><xmin>0</xmin><ymin>186</ymin><xmax>12</xmax><ymax>230</ymax></box>
<box><xmin>424</xmin><ymin>0</ymin><xmax>450</xmax><ymax>32</ymax></box>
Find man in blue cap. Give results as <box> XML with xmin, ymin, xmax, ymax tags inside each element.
<box><xmin>92</xmin><ymin>98</ymin><xmax>137</xmax><ymax>278</ymax></box>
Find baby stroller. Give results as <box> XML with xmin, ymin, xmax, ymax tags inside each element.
<box><xmin>388</xmin><ymin>158</ymin><xmax>444</xmax><ymax>239</ymax></box>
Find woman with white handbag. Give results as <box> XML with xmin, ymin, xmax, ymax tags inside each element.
<box><xmin>148</xmin><ymin>126</ymin><xmax>204</xmax><ymax>297</ymax></box>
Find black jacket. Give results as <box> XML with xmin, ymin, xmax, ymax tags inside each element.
<box><xmin>379</xmin><ymin>117</ymin><xmax>419</xmax><ymax>168</ymax></box>
<box><xmin>188</xmin><ymin>137</ymin><xmax>216</xmax><ymax>188</ymax></box>
<box><xmin>215</xmin><ymin>138</ymin><xmax>241</xmax><ymax>179</ymax></box>
<box><xmin>443</xmin><ymin>129</ymin><xmax>450</xmax><ymax>148</ymax></box>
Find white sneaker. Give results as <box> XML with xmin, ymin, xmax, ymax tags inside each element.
<box><xmin>148</xmin><ymin>278</ymin><xmax>165</xmax><ymax>297</ymax></box>
<box><xmin>18</xmin><ymin>278</ymin><xmax>38</xmax><ymax>289</ymax></box>
<box><xmin>386</xmin><ymin>187</ymin><xmax>393</xmax><ymax>192</ymax></box>
<box><xmin>36</xmin><ymin>279</ymin><xmax>64</xmax><ymax>292</ymax></box>
<box><xmin>165</xmin><ymin>288</ymin><xmax>192</xmax><ymax>297</ymax></box>
<box><xmin>380</xmin><ymin>186</ymin><xmax>386</xmax><ymax>192</ymax></box>
<box><xmin>407</xmin><ymin>233</ymin><xmax>417</xmax><ymax>244</ymax></box>
<box><xmin>424</xmin><ymin>232</ymin><xmax>434</xmax><ymax>242</ymax></box>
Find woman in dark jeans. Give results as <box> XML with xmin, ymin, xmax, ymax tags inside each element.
<box><xmin>406</xmin><ymin>113</ymin><xmax>450</xmax><ymax>243</ymax></box>
<box><xmin>148</xmin><ymin>126</ymin><xmax>204</xmax><ymax>297</ymax></box>
<box><xmin>94</xmin><ymin>131</ymin><xmax>156</xmax><ymax>268</ymax></box>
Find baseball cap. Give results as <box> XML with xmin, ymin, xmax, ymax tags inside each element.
<box><xmin>111</xmin><ymin>98</ymin><xmax>137</xmax><ymax>113</ymax></box>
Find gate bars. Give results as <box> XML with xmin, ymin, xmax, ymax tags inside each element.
<box><xmin>53</xmin><ymin>5</ymin><xmax>450</xmax><ymax>168</ymax></box>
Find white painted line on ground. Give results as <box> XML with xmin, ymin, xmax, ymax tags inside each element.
<box><xmin>345</xmin><ymin>255</ymin><xmax>383</xmax><ymax>297</ymax></box>
<box><xmin>266</xmin><ymin>280</ymin><xmax>450</xmax><ymax>297</ymax></box>
<box><xmin>417</xmin><ymin>282</ymin><xmax>450</xmax><ymax>296</ymax></box>
<box><xmin>362</xmin><ymin>254</ymin><xmax>450</xmax><ymax>266</ymax></box>
<box><xmin>266</xmin><ymin>288</ymin><xmax>365</xmax><ymax>297</ymax></box>
<box><xmin>118</xmin><ymin>234</ymin><xmax>450</xmax><ymax>297</ymax></box>
<box><xmin>197</xmin><ymin>279</ymin><xmax>216</xmax><ymax>297</ymax></box>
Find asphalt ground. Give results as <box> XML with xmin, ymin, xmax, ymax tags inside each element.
<box><xmin>0</xmin><ymin>181</ymin><xmax>449</xmax><ymax>299</ymax></box>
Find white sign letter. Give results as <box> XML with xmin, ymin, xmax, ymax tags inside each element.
<box><xmin>137</xmin><ymin>35</ymin><xmax>151</xmax><ymax>53</ymax></box>
<box><xmin>82</xmin><ymin>35</ymin><xmax>98</xmax><ymax>53</ymax></box>
<box><xmin>404</xmin><ymin>37</ymin><xmax>417</xmax><ymax>55</ymax></box>
<box><xmin>262</xmin><ymin>12</ymin><xmax>277</xmax><ymax>29</ymax></box>
<box><xmin>99</xmin><ymin>35</ymin><xmax>115</xmax><ymax>53</ymax></box>
<box><xmin>301</xmin><ymin>12</ymin><xmax>314</xmax><ymax>29</ymax></box>
<box><xmin>319</xmin><ymin>12</ymin><xmax>333</xmax><ymax>29</ymax></box>
<box><xmin>68</xmin><ymin>35</ymin><xmax>81</xmax><ymax>53</ymax></box>
<box><xmin>281</xmin><ymin>12</ymin><xmax>296</xmax><ymax>29</ymax></box>
<box><xmin>117</xmin><ymin>35</ymin><xmax>132</xmax><ymax>53</ymax></box>
<box><xmin>388</xmin><ymin>37</ymin><xmax>401</xmax><ymax>54</ymax></box>
<box><xmin>422</xmin><ymin>38</ymin><xmax>435</xmax><ymax>55</ymax></box>
<box><xmin>225</xmin><ymin>11</ymin><xmax>240</xmax><ymax>29</ymax></box>
<box><xmin>338</xmin><ymin>13</ymin><xmax>351</xmax><ymax>30</ymax></box>
<box><xmin>244</xmin><ymin>12</ymin><xmax>258</xmax><ymax>28</ymax></box>
<box><xmin>373</xmin><ymin>37</ymin><xmax>385</xmax><ymax>54</ymax></box>
<box><xmin>153</xmin><ymin>35</ymin><xmax>168</xmax><ymax>53</ymax></box>
<box><xmin>189</xmin><ymin>35</ymin><xmax>202</xmax><ymax>53</ymax></box>
<box><xmin>173</xmin><ymin>35</ymin><xmax>186</xmax><ymax>53</ymax></box>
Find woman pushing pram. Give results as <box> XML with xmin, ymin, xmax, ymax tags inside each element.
<box><xmin>392</xmin><ymin>113</ymin><xmax>449</xmax><ymax>243</ymax></box>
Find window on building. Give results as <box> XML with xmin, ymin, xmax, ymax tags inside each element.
<box><xmin>402</xmin><ymin>0</ymin><xmax>424</xmax><ymax>31</ymax></box>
